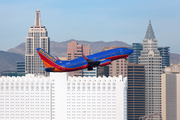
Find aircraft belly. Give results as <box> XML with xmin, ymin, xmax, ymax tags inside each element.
<box><xmin>64</xmin><ymin>64</ymin><xmax>88</xmax><ymax>72</ymax></box>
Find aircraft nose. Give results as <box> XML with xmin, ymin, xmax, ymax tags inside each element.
<box><xmin>129</xmin><ymin>49</ymin><xmax>134</xmax><ymax>54</ymax></box>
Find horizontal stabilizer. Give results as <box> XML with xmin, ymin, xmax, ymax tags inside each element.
<box><xmin>45</xmin><ymin>67</ymin><xmax>55</xmax><ymax>70</ymax></box>
<box><xmin>36</xmin><ymin>67</ymin><xmax>55</xmax><ymax>72</ymax></box>
<box><xmin>36</xmin><ymin>68</ymin><xmax>46</xmax><ymax>70</ymax></box>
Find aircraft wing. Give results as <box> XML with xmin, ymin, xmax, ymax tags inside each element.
<box><xmin>82</xmin><ymin>54</ymin><xmax>100</xmax><ymax>70</ymax></box>
<box><xmin>82</xmin><ymin>54</ymin><xmax>111</xmax><ymax>70</ymax></box>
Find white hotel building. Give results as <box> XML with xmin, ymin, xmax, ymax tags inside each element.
<box><xmin>51</xmin><ymin>73</ymin><xmax>128</xmax><ymax>120</ymax></box>
<box><xmin>0</xmin><ymin>75</ymin><xmax>51</xmax><ymax>120</ymax></box>
<box><xmin>0</xmin><ymin>73</ymin><xmax>128</xmax><ymax>120</ymax></box>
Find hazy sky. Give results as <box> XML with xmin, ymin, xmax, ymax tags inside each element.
<box><xmin>0</xmin><ymin>0</ymin><xmax>180</xmax><ymax>54</ymax></box>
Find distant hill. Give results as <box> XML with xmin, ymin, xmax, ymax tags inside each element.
<box><xmin>7</xmin><ymin>42</ymin><xmax>25</xmax><ymax>55</ymax></box>
<box><xmin>170</xmin><ymin>53</ymin><xmax>180</xmax><ymax>64</ymax></box>
<box><xmin>7</xmin><ymin>39</ymin><xmax>131</xmax><ymax>57</ymax></box>
<box><xmin>0</xmin><ymin>51</ymin><xmax>24</xmax><ymax>72</ymax></box>
<box><xmin>3</xmin><ymin>39</ymin><xmax>180</xmax><ymax>72</ymax></box>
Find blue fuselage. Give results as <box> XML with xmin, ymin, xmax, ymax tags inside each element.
<box><xmin>57</xmin><ymin>47</ymin><xmax>133</xmax><ymax>69</ymax></box>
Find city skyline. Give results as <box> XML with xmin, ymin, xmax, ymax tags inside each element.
<box><xmin>0</xmin><ymin>0</ymin><xmax>180</xmax><ymax>54</ymax></box>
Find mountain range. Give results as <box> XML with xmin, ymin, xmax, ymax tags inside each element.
<box><xmin>0</xmin><ymin>39</ymin><xmax>179</xmax><ymax>72</ymax></box>
<box><xmin>7</xmin><ymin>39</ymin><xmax>132</xmax><ymax>57</ymax></box>
<box><xmin>0</xmin><ymin>50</ymin><xmax>24</xmax><ymax>72</ymax></box>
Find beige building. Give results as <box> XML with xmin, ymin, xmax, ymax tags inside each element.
<box><xmin>139</xmin><ymin>21</ymin><xmax>162</xmax><ymax>119</ymax></box>
<box><xmin>67</xmin><ymin>41</ymin><xmax>90</xmax><ymax>77</ymax></box>
<box><xmin>103</xmin><ymin>46</ymin><xmax>128</xmax><ymax>77</ymax></box>
<box><xmin>25</xmin><ymin>9</ymin><xmax>50</xmax><ymax>76</ymax></box>
<box><xmin>161</xmin><ymin>63</ymin><xmax>180</xmax><ymax>120</ymax></box>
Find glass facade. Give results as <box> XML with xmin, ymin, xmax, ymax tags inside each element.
<box><xmin>158</xmin><ymin>47</ymin><xmax>170</xmax><ymax>69</ymax></box>
<box><xmin>127</xmin><ymin>63</ymin><xmax>145</xmax><ymax>120</ymax></box>
<box><xmin>16</xmin><ymin>61</ymin><xmax>25</xmax><ymax>76</ymax></box>
<box><xmin>129</xmin><ymin>43</ymin><xmax>143</xmax><ymax>64</ymax></box>
<box><xmin>97</xmin><ymin>66</ymin><xmax>109</xmax><ymax>77</ymax></box>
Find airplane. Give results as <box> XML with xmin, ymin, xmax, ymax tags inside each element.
<box><xmin>36</xmin><ymin>47</ymin><xmax>133</xmax><ymax>72</ymax></box>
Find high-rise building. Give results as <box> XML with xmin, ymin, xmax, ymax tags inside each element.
<box><xmin>67</xmin><ymin>41</ymin><xmax>90</xmax><ymax>77</ymax></box>
<box><xmin>161</xmin><ymin>64</ymin><xmax>180</xmax><ymax>120</ymax></box>
<box><xmin>138</xmin><ymin>20</ymin><xmax>162</xmax><ymax>119</ymax></box>
<box><xmin>0</xmin><ymin>74</ymin><xmax>51</xmax><ymax>120</ymax></box>
<box><xmin>103</xmin><ymin>46</ymin><xmax>128</xmax><ymax>77</ymax></box>
<box><xmin>97</xmin><ymin>66</ymin><xmax>109</xmax><ymax>77</ymax></box>
<box><xmin>129</xmin><ymin>43</ymin><xmax>143</xmax><ymax>64</ymax></box>
<box><xmin>127</xmin><ymin>63</ymin><xmax>145</xmax><ymax>120</ymax></box>
<box><xmin>158</xmin><ymin>47</ymin><xmax>170</xmax><ymax>69</ymax></box>
<box><xmin>17</xmin><ymin>61</ymin><xmax>25</xmax><ymax>73</ymax></box>
<box><xmin>17</xmin><ymin>61</ymin><xmax>25</xmax><ymax>76</ymax></box>
<box><xmin>83</xmin><ymin>67</ymin><xmax>97</xmax><ymax>77</ymax></box>
<box><xmin>25</xmin><ymin>9</ymin><xmax>50</xmax><ymax>76</ymax></box>
<box><xmin>51</xmin><ymin>72</ymin><xmax>128</xmax><ymax>120</ymax></box>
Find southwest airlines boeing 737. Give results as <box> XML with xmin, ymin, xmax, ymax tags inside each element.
<box><xmin>36</xmin><ymin>47</ymin><xmax>133</xmax><ymax>72</ymax></box>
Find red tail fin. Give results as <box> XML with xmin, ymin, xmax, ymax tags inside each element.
<box><xmin>36</xmin><ymin>48</ymin><xmax>57</xmax><ymax>68</ymax></box>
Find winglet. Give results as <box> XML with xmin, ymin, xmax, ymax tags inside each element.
<box><xmin>82</xmin><ymin>54</ymin><xmax>88</xmax><ymax>61</ymax></box>
<box><xmin>55</xmin><ymin>56</ymin><xmax>60</xmax><ymax>60</ymax></box>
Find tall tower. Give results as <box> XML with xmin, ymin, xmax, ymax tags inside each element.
<box><xmin>139</xmin><ymin>20</ymin><xmax>162</xmax><ymax>119</ymax></box>
<box><xmin>25</xmin><ymin>9</ymin><xmax>50</xmax><ymax>76</ymax></box>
